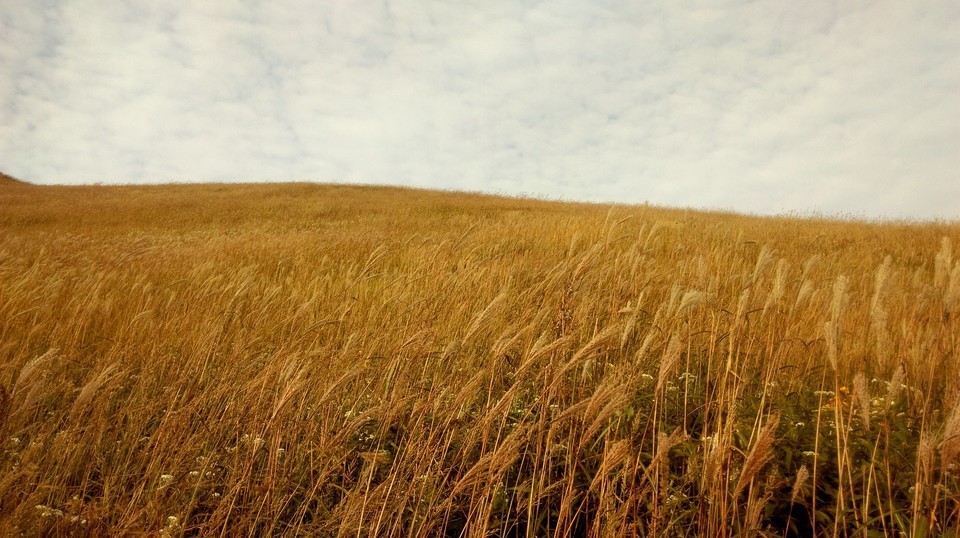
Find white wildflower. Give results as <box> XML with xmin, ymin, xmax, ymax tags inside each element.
<box><xmin>35</xmin><ymin>504</ymin><xmax>65</xmax><ymax>518</ymax></box>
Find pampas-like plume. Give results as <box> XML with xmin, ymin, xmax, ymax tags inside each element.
<box><xmin>887</xmin><ymin>365</ymin><xmax>905</xmax><ymax>410</ymax></box>
<box><xmin>935</xmin><ymin>237</ymin><xmax>952</xmax><ymax>289</ymax></box>
<box><xmin>734</xmin><ymin>414</ymin><xmax>781</xmax><ymax>499</ymax></box>
<box><xmin>853</xmin><ymin>372</ymin><xmax>870</xmax><ymax>429</ymax></box>
<box><xmin>791</xmin><ymin>466</ymin><xmax>809</xmax><ymax>504</ymax></box>
<box><xmin>676</xmin><ymin>289</ymin><xmax>706</xmax><ymax>316</ymax></box>
<box><xmin>830</xmin><ymin>275</ymin><xmax>849</xmax><ymax>323</ymax></box>
<box><xmin>871</xmin><ymin>257</ymin><xmax>892</xmax><ymax>364</ymax></box>
<box><xmin>764</xmin><ymin>259</ymin><xmax>788</xmax><ymax>314</ymax></box>
<box><xmin>824</xmin><ymin>320</ymin><xmax>840</xmax><ymax>371</ymax></box>
<box><xmin>942</xmin><ymin>400</ymin><xmax>960</xmax><ymax>471</ymax></box>
<box><xmin>655</xmin><ymin>334</ymin><xmax>684</xmax><ymax>395</ymax></box>
<box><xmin>752</xmin><ymin>245</ymin><xmax>774</xmax><ymax>284</ymax></box>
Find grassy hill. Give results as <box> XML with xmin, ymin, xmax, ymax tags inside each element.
<box><xmin>1</xmin><ymin>182</ymin><xmax>958</xmax><ymax>535</ymax></box>
<box><xmin>0</xmin><ymin>171</ymin><xmax>30</xmax><ymax>186</ymax></box>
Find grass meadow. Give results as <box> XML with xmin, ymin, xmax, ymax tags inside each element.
<box><xmin>1</xmin><ymin>179</ymin><xmax>959</xmax><ymax>536</ymax></box>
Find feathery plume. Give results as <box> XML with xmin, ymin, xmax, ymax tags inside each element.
<box><xmin>734</xmin><ymin>414</ymin><xmax>781</xmax><ymax>499</ymax></box>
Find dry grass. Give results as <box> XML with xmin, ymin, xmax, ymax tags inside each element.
<box><xmin>1</xmin><ymin>180</ymin><xmax>958</xmax><ymax>536</ymax></box>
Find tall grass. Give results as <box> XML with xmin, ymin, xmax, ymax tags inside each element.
<box><xmin>1</xmin><ymin>182</ymin><xmax>958</xmax><ymax>536</ymax></box>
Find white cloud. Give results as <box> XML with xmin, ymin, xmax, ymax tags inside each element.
<box><xmin>0</xmin><ymin>0</ymin><xmax>958</xmax><ymax>219</ymax></box>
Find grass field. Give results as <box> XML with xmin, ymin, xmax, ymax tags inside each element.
<box><xmin>1</xmin><ymin>178</ymin><xmax>959</xmax><ymax>536</ymax></box>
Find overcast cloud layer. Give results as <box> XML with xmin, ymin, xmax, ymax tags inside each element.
<box><xmin>1</xmin><ymin>1</ymin><xmax>958</xmax><ymax>219</ymax></box>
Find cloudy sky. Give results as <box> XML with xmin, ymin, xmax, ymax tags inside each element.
<box><xmin>1</xmin><ymin>1</ymin><xmax>958</xmax><ymax>219</ymax></box>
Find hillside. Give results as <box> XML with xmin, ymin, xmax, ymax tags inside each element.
<box><xmin>1</xmin><ymin>182</ymin><xmax>958</xmax><ymax>535</ymax></box>
<box><xmin>0</xmin><ymin>171</ymin><xmax>30</xmax><ymax>186</ymax></box>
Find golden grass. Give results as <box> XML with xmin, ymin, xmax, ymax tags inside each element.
<box><xmin>1</xmin><ymin>181</ymin><xmax>958</xmax><ymax>536</ymax></box>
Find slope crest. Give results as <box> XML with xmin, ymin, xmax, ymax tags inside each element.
<box><xmin>0</xmin><ymin>171</ymin><xmax>30</xmax><ymax>186</ymax></box>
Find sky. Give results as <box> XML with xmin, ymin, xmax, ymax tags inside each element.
<box><xmin>1</xmin><ymin>1</ymin><xmax>958</xmax><ymax>220</ymax></box>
